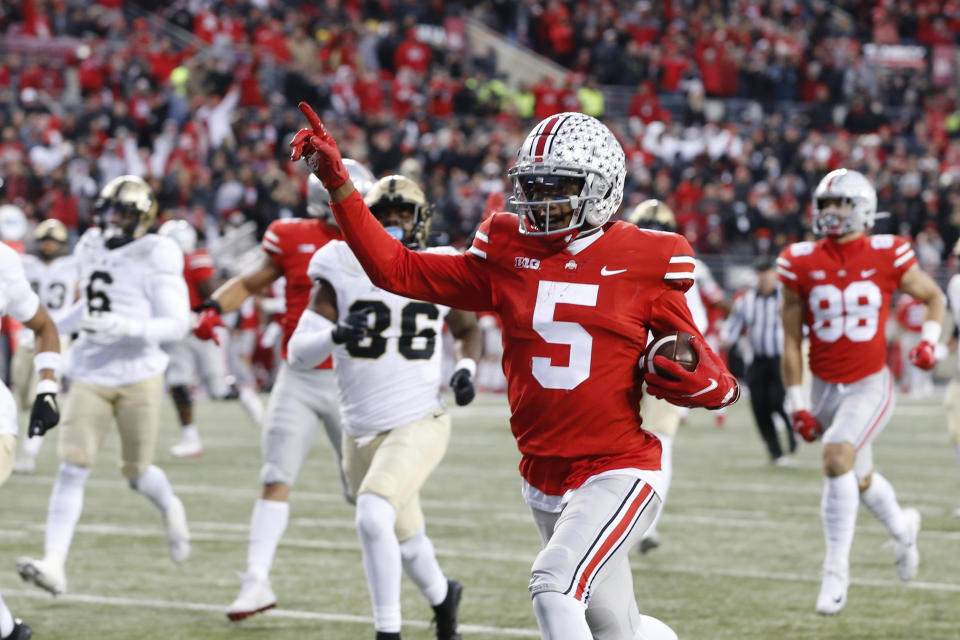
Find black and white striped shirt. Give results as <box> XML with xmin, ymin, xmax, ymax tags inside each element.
<box><xmin>723</xmin><ymin>287</ymin><xmax>784</xmax><ymax>358</ymax></box>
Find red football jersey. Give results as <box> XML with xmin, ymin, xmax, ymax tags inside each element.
<box><xmin>261</xmin><ymin>218</ymin><xmax>340</xmax><ymax>367</ymax></box>
<box><xmin>777</xmin><ymin>234</ymin><xmax>917</xmax><ymax>384</ymax></box>
<box><xmin>332</xmin><ymin>191</ymin><xmax>706</xmax><ymax>496</ymax></box>
<box><xmin>184</xmin><ymin>249</ymin><xmax>215</xmax><ymax>310</ymax></box>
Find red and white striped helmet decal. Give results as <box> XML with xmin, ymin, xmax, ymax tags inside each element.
<box><xmin>564</xmin><ymin>480</ymin><xmax>655</xmax><ymax>602</ymax></box>
<box><xmin>533</xmin><ymin>115</ymin><xmax>564</xmax><ymax>161</ymax></box>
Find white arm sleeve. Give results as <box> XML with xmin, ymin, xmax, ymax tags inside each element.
<box><xmin>0</xmin><ymin>245</ymin><xmax>40</xmax><ymax>323</ymax></box>
<box><xmin>287</xmin><ymin>309</ymin><xmax>337</xmax><ymax>369</ymax></box>
<box><xmin>144</xmin><ymin>238</ymin><xmax>190</xmax><ymax>344</ymax></box>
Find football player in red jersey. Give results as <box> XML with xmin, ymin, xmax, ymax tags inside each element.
<box><xmin>193</xmin><ymin>160</ymin><xmax>377</xmax><ymax>621</ymax></box>
<box><xmin>778</xmin><ymin>168</ymin><xmax>945</xmax><ymax>615</ymax></box>
<box><xmin>291</xmin><ymin>104</ymin><xmax>739</xmax><ymax>640</ymax></box>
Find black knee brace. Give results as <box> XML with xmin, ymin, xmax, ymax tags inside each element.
<box><xmin>170</xmin><ymin>385</ymin><xmax>191</xmax><ymax>407</ymax></box>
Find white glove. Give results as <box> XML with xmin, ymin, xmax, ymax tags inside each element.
<box><xmin>81</xmin><ymin>312</ymin><xmax>144</xmax><ymax>340</ymax></box>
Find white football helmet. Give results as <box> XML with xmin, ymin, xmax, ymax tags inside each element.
<box><xmin>158</xmin><ymin>219</ymin><xmax>198</xmax><ymax>253</ymax></box>
<box><xmin>0</xmin><ymin>204</ymin><xmax>27</xmax><ymax>242</ymax></box>
<box><xmin>508</xmin><ymin>112</ymin><xmax>626</xmax><ymax>236</ymax></box>
<box><xmin>307</xmin><ymin>158</ymin><xmax>376</xmax><ymax>218</ymax></box>
<box><xmin>812</xmin><ymin>169</ymin><xmax>877</xmax><ymax>236</ymax></box>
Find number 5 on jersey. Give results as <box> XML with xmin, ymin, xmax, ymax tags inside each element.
<box><xmin>532</xmin><ymin>281</ymin><xmax>599</xmax><ymax>390</ymax></box>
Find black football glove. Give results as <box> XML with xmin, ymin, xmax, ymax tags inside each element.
<box><xmin>332</xmin><ymin>307</ymin><xmax>372</xmax><ymax>345</ymax></box>
<box><xmin>449</xmin><ymin>367</ymin><xmax>476</xmax><ymax>406</ymax></box>
<box><xmin>29</xmin><ymin>392</ymin><xmax>60</xmax><ymax>437</ymax></box>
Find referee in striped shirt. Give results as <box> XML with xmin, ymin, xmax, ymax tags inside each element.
<box><xmin>723</xmin><ymin>255</ymin><xmax>797</xmax><ymax>464</ymax></box>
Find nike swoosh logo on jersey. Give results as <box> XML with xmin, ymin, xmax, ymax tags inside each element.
<box><xmin>861</xmin><ymin>269</ymin><xmax>877</xmax><ymax>278</ymax></box>
<box><xmin>685</xmin><ymin>378</ymin><xmax>718</xmax><ymax>398</ymax></box>
<box><xmin>600</xmin><ymin>266</ymin><xmax>627</xmax><ymax>276</ymax></box>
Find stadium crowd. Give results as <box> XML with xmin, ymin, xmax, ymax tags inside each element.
<box><xmin>0</xmin><ymin>0</ymin><xmax>959</xmax><ymax>269</ymax></box>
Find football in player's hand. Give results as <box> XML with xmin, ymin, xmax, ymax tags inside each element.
<box><xmin>640</xmin><ymin>331</ymin><xmax>699</xmax><ymax>381</ymax></box>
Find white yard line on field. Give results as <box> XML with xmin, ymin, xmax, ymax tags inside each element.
<box><xmin>0</xmin><ymin>588</ymin><xmax>541</xmax><ymax>637</ymax></box>
<box><xmin>2</xmin><ymin>521</ymin><xmax>959</xmax><ymax>594</ymax></box>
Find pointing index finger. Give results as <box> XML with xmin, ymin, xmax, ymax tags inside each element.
<box><xmin>298</xmin><ymin>101</ymin><xmax>323</xmax><ymax>132</ymax></box>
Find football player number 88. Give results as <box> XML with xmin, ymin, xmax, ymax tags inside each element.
<box><xmin>808</xmin><ymin>280</ymin><xmax>882</xmax><ymax>342</ymax></box>
<box><xmin>532</xmin><ymin>281</ymin><xmax>599</xmax><ymax>390</ymax></box>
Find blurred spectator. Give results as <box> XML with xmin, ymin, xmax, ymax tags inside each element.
<box><xmin>0</xmin><ymin>0</ymin><xmax>957</xmax><ymax>285</ymax></box>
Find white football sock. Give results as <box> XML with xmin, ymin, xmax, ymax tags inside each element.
<box><xmin>532</xmin><ymin>591</ymin><xmax>591</xmax><ymax>639</ymax></box>
<box><xmin>646</xmin><ymin>432</ymin><xmax>673</xmax><ymax>534</ymax></box>
<box><xmin>860</xmin><ymin>472</ymin><xmax>907</xmax><ymax>542</ymax></box>
<box><xmin>355</xmin><ymin>493</ymin><xmax>402</xmax><ymax>633</ymax></box>
<box><xmin>821</xmin><ymin>471</ymin><xmax>859</xmax><ymax>571</ymax></box>
<box><xmin>0</xmin><ymin>592</ymin><xmax>14</xmax><ymax>638</ymax></box>
<box><xmin>247</xmin><ymin>498</ymin><xmax>289</xmax><ymax>580</ymax></box>
<box><xmin>44</xmin><ymin>462</ymin><xmax>90</xmax><ymax>562</ymax></box>
<box><xmin>131</xmin><ymin>465</ymin><xmax>175</xmax><ymax>513</ymax></box>
<box><xmin>180</xmin><ymin>424</ymin><xmax>199</xmax><ymax>442</ymax></box>
<box><xmin>399</xmin><ymin>528</ymin><xmax>448</xmax><ymax>606</ymax></box>
<box><xmin>238</xmin><ymin>386</ymin><xmax>264</xmax><ymax>425</ymax></box>
<box><xmin>22</xmin><ymin>434</ymin><xmax>43</xmax><ymax>457</ymax></box>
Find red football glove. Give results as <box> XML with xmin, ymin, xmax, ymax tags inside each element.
<box><xmin>193</xmin><ymin>307</ymin><xmax>225</xmax><ymax>345</ymax></box>
<box><xmin>791</xmin><ymin>409</ymin><xmax>823</xmax><ymax>442</ymax></box>
<box><xmin>289</xmin><ymin>102</ymin><xmax>350</xmax><ymax>191</ymax></box>
<box><xmin>908</xmin><ymin>340</ymin><xmax>936</xmax><ymax>370</ymax></box>
<box><xmin>643</xmin><ymin>336</ymin><xmax>740</xmax><ymax>409</ymax></box>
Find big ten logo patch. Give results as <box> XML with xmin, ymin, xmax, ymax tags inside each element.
<box><xmin>515</xmin><ymin>256</ymin><xmax>541</xmax><ymax>270</ymax></box>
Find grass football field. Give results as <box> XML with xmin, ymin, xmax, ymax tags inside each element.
<box><xmin>1</xmin><ymin>392</ymin><xmax>958</xmax><ymax>639</ymax></box>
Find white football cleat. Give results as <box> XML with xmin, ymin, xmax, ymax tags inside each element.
<box><xmin>170</xmin><ymin>436</ymin><xmax>203</xmax><ymax>459</ymax></box>
<box><xmin>17</xmin><ymin>556</ymin><xmax>66</xmax><ymax>595</ymax></box>
<box><xmin>894</xmin><ymin>507</ymin><xmax>921</xmax><ymax>582</ymax></box>
<box><xmin>227</xmin><ymin>573</ymin><xmax>277</xmax><ymax>621</ymax></box>
<box><xmin>952</xmin><ymin>507</ymin><xmax>960</xmax><ymax>519</ymax></box>
<box><xmin>12</xmin><ymin>455</ymin><xmax>36</xmax><ymax>474</ymax></box>
<box><xmin>163</xmin><ymin>496</ymin><xmax>191</xmax><ymax>564</ymax></box>
<box><xmin>815</xmin><ymin>568</ymin><xmax>849</xmax><ymax>615</ymax></box>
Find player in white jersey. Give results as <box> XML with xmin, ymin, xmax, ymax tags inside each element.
<box><xmin>286</xmin><ymin>175</ymin><xmax>480</xmax><ymax>640</ymax></box>
<box><xmin>12</xmin><ymin>219</ymin><xmax>77</xmax><ymax>473</ymax></box>
<box><xmin>17</xmin><ymin>175</ymin><xmax>192</xmax><ymax>597</ymax></box>
<box><xmin>945</xmin><ymin>240</ymin><xmax>960</xmax><ymax>517</ymax></box>
<box><xmin>626</xmin><ymin>199</ymin><xmax>713</xmax><ymax>554</ymax></box>
<box><xmin>0</xmin><ymin>239</ymin><xmax>63</xmax><ymax>640</ymax></box>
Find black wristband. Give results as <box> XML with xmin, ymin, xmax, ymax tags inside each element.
<box><xmin>194</xmin><ymin>299</ymin><xmax>223</xmax><ymax>314</ymax></box>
